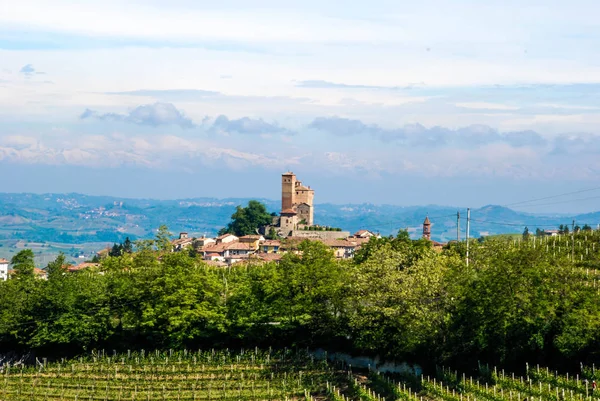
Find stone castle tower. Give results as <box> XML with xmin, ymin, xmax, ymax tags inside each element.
<box><xmin>280</xmin><ymin>172</ymin><xmax>314</xmax><ymax>233</ymax></box>
<box><xmin>422</xmin><ymin>216</ymin><xmax>431</xmax><ymax>240</ymax></box>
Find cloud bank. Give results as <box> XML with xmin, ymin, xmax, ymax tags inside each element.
<box><xmin>80</xmin><ymin>103</ymin><xmax>195</xmax><ymax>128</ymax></box>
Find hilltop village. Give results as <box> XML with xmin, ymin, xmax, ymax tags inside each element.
<box><xmin>161</xmin><ymin>172</ymin><xmax>444</xmax><ymax>267</ymax></box>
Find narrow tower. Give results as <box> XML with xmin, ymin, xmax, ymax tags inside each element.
<box><xmin>423</xmin><ymin>216</ymin><xmax>431</xmax><ymax>240</ymax></box>
<box><xmin>281</xmin><ymin>172</ymin><xmax>296</xmax><ymax>212</ymax></box>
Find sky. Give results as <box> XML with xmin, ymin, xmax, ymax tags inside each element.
<box><xmin>1</xmin><ymin>0</ymin><xmax>600</xmax><ymax>213</ymax></box>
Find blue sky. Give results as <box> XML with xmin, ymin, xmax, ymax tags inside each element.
<box><xmin>1</xmin><ymin>0</ymin><xmax>600</xmax><ymax>212</ymax></box>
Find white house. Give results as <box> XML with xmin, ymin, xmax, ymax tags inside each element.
<box><xmin>215</xmin><ymin>233</ymin><xmax>238</xmax><ymax>244</ymax></box>
<box><xmin>0</xmin><ymin>258</ymin><xmax>8</xmax><ymax>281</ymax></box>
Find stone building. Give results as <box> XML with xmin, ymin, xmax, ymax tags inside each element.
<box><xmin>279</xmin><ymin>172</ymin><xmax>315</xmax><ymax>234</ymax></box>
<box><xmin>422</xmin><ymin>216</ymin><xmax>431</xmax><ymax>240</ymax></box>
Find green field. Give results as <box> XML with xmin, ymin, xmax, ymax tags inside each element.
<box><xmin>3</xmin><ymin>349</ymin><xmax>600</xmax><ymax>401</ymax></box>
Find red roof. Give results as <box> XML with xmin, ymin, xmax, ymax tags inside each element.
<box><xmin>68</xmin><ymin>262</ymin><xmax>99</xmax><ymax>272</ymax></box>
<box><xmin>280</xmin><ymin>208</ymin><xmax>297</xmax><ymax>215</ymax></box>
<box><xmin>0</xmin><ymin>258</ymin><xmax>8</xmax><ymax>264</ymax></box>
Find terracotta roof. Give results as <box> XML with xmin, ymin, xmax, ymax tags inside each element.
<box><xmin>34</xmin><ymin>268</ymin><xmax>47</xmax><ymax>277</ymax></box>
<box><xmin>239</xmin><ymin>235</ymin><xmax>264</xmax><ymax>241</ymax></box>
<box><xmin>424</xmin><ymin>216</ymin><xmax>431</xmax><ymax>225</ymax></box>
<box><xmin>226</xmin><ymin>242</ymin><xmax>254</xmax><ymax>250</ymax></box>
<box><xmin>262</xmin><ymin>240</ymin><xmax>281</xmax><ymax>246</ymax></box>
<box><xmin>202</xmin><ymin>244</ymin><xmax>229</xmax><ymax>253</ymax></box>
<box><xmin>280</xmin><ymin>208</ymin><xmax>297</xmax><ymax>215</ymax></box>
<box><xmin>0</xmin><ymin>258</ymin><xmax>8</xmax><ymax>264</ymax></box>
<box><xmin>68</xmin><ymin>262</ymin><xmax>99</xmax><ymax>272</ymax></box>
<box><xmin>172</xmin><ymin>237</ymin><xmax>194</xmax><ymax>246</ymax></box>
<box><xmin>206</xmin><ymin>252</ymin><xmax>221</xmax><ymax>257</ymax></box>
<box><xmin>216</xmin><ymin>233</ymin><xmax>237</xmax><ymax>240</ymax></box>
<box><xmin>320</xmin><ymin>239</ymin><xmax>359</xmax><ymax>248</ymax></box>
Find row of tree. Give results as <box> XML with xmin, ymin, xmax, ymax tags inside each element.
<box><xmin>2</xmin><ymin>228</ymin><xmax>600</xmax><ymax>372</ymax></box>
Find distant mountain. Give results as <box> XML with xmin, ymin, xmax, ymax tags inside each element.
<box><xmin>0</xmin><ymin>192</ymin><xmax>599</xmax><ymax>245</ymax></box>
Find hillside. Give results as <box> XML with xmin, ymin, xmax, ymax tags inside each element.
<box><xmin>0</xmin><ymin>192</ymin><xmax>598</xmax><ymax>248</ymax></box>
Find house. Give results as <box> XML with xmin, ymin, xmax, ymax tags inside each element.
<box><xmin>225</xmin><ymin>242</ymin><xmax>255</xmax><ymax>257</ymax></box>
<box><xmin>238</xmin><ymin>235</ymin><xmax>265</xmax><ymax>250</ymax></box>
<box><xmin>0</xmin><ymin>258</ymin><xmax>8</xmax><ymax>281</ymax></box>
<box><xmin>321</xmin><ymin>239</ymin><xmax>359</xmax><ymax>259</ymax></box>
<box><xmin>353</xmin><ymin>230</ymin><xmax>377</xmax><ymax>239</ymax></box>
<box><xmin>544</xmin><ymin>230</ymin><xmax>560</xmax><ymax>237</ymax></box>
<box><xmin>7</xmin><ymin>267</ymin><xmax>48</xmax><ymax>280</ymax></box>
<box><xmin>193</xmin><ymin>236</ymin><xmax>216</xmax><ymax>250</ymax></box>
<box><xmin>34</xmin><ymin>268</ymin><xmax>48</xmax><ymax>280</ymax></box>
<box><xmin>261</xmin><ymin>240</ymin><xmax>281</xmax><ymax>253</ymax></box>
<box><xmin>96</xmin><ymin>247</ymin><xmax>110</xmax><ymax>260</ymax></box>
<box><xmin>171</xmin><ymin>232</ymin><xmax>195</xmax><ymax>251</ymax></box>
<box><xmin>215</xmin><ymin>233</ymin><xmax>238</xmax><ymax>244</ymax></box>
<box><xmin>67</xmin><ymin>262</ymin><xmax>100</xmax><ymax>273</ymax></box>
<box><xmin>202</xmin><ymin>243</ymin><xmax>230</xmax><ymax>262</ymax></box>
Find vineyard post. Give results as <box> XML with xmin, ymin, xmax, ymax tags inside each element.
<box><xmin>466</xmin><ymin>208</ymin><xmax>471</xmax><ymax>266</ymax></box>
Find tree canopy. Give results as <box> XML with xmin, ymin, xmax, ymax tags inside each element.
<box><xmin>1</xmin><ymin>230</ymin><xmax>600</xmax><ymax>371</ymax></box>
<box><xmin>219</xmin><ymin>200</ymin><xmax>273</xmax><ymax>236</ymax></box>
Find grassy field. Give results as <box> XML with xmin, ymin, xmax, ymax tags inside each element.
<box><xmin>2</xmin><ymin>349</ymin><xmax>600</xmax><ymax>401</ymax></box>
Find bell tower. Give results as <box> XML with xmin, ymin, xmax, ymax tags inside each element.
<box><xmin>423</xmin><ymin>216</ymin><xmax>431</xmax><ymax>240</ymax></box>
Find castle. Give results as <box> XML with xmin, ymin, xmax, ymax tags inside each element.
<box><xmin>279</xmin><ymin>172</ymin><xmax>315</xmax><ymax>234</ymax></box>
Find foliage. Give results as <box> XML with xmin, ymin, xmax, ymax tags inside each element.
<box><xmin>1</xmin><ymin>230</ymin><xmax>600</xmax><ymax>373</ymax></box>
<box><xmin>10</xmin><ymin>249</ymin><xmax>36</xmax><ymax>279</ymax></box>
<box><xmin>219</xmin><ymin>200</ymin><xmax>273</xmax><ymax>236</ymax></box>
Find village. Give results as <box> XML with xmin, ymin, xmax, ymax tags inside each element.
<box><xmin>161</xmin><ymin>171</ymin><xmax>444</xmax><ymax>267</ymax></box>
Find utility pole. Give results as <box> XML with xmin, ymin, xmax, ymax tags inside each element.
<box><xmin>457</xmin><ymin>211</ymin><xmax>460</xmax><ymax>243</ymax></box>
<box><xmin>572</xmin><ymin>219</ymin><xmax>575</xmax><ymax>261</ymax></box>
<box><xmin>466</xmin><ymin>208</ymin><xmax>471</xmax><ymax>266</ymax></box>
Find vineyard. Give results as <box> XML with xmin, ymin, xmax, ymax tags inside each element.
<box><xmin>2</xmin><ymin>349</ymin><xmax>600</xmax><ymax>401</ymax></box>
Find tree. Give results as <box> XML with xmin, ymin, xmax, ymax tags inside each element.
<box><xmin>155</xmin><ymin>225</ymin><xmax>173</xmax><ymax>252</ymax></box>
<box><xmin>582</xmin><ymin>224</ymin><xmax>592</xmax><ymax>232</ymax></box>
<box><xmin>574</xmin><ymin>225</ymin><xmax>581</xmax><ymax>233</ymax></box>
<box><xmin>122</xmin><ymin>237</ymin><xmax>133</xmax><ymax>253</ymax></box>
<box><xmin>219</xmin><ymin>200</ymin><xmax>273</xmax><ymax>236</ymax></box>
<box><xmin>563</xmin><ymin>225</ymin><xmax>570</xmax><ymax>235</ymax></box>
<box><xmin>11</xmin><ymin>249</ymin><xmax>36</xmax><ymax>279</ymax></box>
<box><xmin>535</xmin><ymin>228</ymin><xmax>543</xmax><ymax>237</ymax></box>
<box><xmin>109</xmin><ymin>243</ymin><xmax>123</xmax><ymax>257</ymax></box>
<box><xmin>46</xmin><ymin>253</ymin><xmax>66</xmax><ymax>280</ymax></box>
<box><xmin>266</xmin><ymin>227</ymin><xmax>279</xmax><ymax>240</ymax></box>
<box><xmin>522</xmin><ymin>226</ymin><xmax>530</xmax><ymax>240</ymax></box>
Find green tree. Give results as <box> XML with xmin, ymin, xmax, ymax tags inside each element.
<box><xmin>109</xmin><ymin>243</ymin><xmax>123</xmax><ymax>257</ymax></box>
<box><xmin>46</xmin><ymin>253</ymin><xmax>66</xmax><ymax>281</ymax></box>
<box><xmin>122</xmin><ymin>237</ymin><xmax>133</xmax><ymax>253</ymax></box>
<box><xmin>522</xmin><ymin>226</ymin><xmax>530</xmax><ymax>240</ymax></box>
<box><xmin>11</xmin><ymin>249</ymin><xmax>36</xmax><ymax>279</ymax></box>
<box><xmin>155</xmin><ymin>225</ymin><xmax>173</xmax><ymax>252</ymax></box>
<box><xmin>582</xmin><ymin>224</ymin><xmax>592</xmax><ymax>232</ymax></box>
<box><xmin>219</xmin><ymin>200</ymin><xmax>273</xmax><ymax>236</ymax></box>
<box><xmin>266</xmin><ymin>227</ymin><xmax>279</xmax><ymax>240</ymax></box>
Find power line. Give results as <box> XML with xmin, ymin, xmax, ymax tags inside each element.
<box><xmin>502</xmin><ymin>186</ymin><xmax>600</xmax><ymax>208</ymax></box>
<box><xmin>502</xmin><ymin>195</ymin><xmax>600</xmax><ymax>209</ymax></box>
